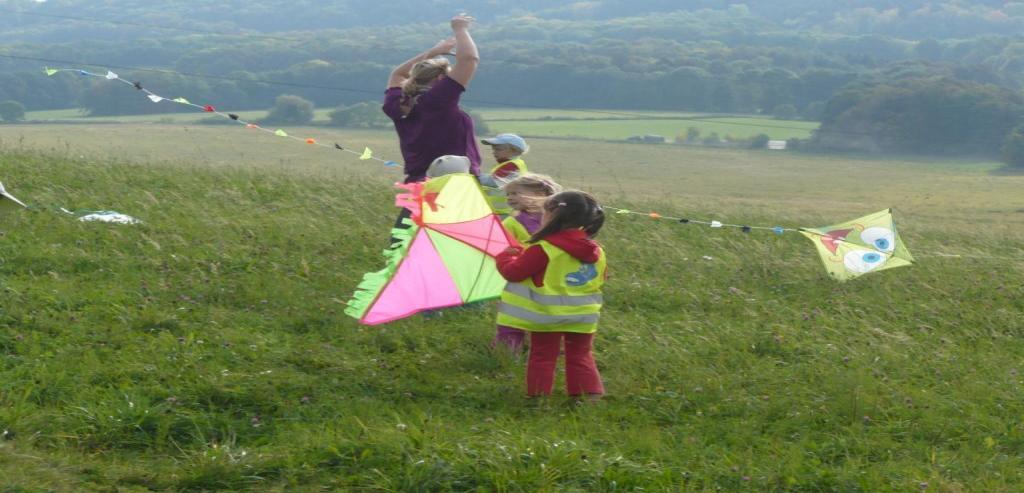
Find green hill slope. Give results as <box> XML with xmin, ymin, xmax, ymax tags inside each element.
<box><xmin>1</xmin><ymin>148</ymin><xmax>1022</xmax><ymax>491</ymax></box>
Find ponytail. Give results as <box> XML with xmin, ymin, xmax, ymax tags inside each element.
<box><xmin>400</xmin><ymin>58</ymin><xmax>451</xmax><ymax>115</ymax></box>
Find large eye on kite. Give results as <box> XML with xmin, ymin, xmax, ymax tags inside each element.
<box><xmin>844</xmin><ymin>249</ymin><xmax>887</xmax><ymax>273</ymax></box>
<box><xmin>860</xmin><ymin>227</ymin><xmax>895</xmax><ymax>253</ymax></box>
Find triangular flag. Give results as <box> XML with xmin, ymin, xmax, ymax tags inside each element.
<box><xmin>275</xmin><ymin>129</ymin><xmax>288</xmax><ymax>137</ymax></box>
<box><xmin>306</xmin><ymin>138</ymin><xmax>316</xmax><ymax>144</ymax></box>
<box><xmin>228</xmin><ymin>114</ymin><xmax>239</xmax><ymax>120</ymax></box>
<box><xmin>384</xmin><ymin>161</ymin><xmax>400</xmax><ymax>167</ymax></box>
<box><xmin>172</xmin><ymin>97</ymin><xmax>190</xmax><ymax>104</ymax></box>
<box><xmin>133</xmin><ymin>82</ymin><xmax>143</xmax><ymax>90</ymax></box>
<box><xmin>359</xmin><ymin>147</ymin><xmax>373</xmax><ymax>160</ymax></box>
<box><xmin>711</xmin><ymin>221</ymin><xmax>723</xmax><ymax>228</ymax></box>
<box><xmin>105</xmin><ymin>71</ymin><xmax>118</xmax><ymax>80</ymax></box>
<box><xmin>45</xmin><ymin>68</ymin><xmax>59</xmax><ymax>76</ymax></box>
<box><xmin>147</xmin><ymin>95</ymin><xmax>163</xmax><ymax>103</ymax></box>
<box><xmin>0</xmin><ymin>181</ymin><xmax>29</xmax><ymax>212</ymax></box>
<box><xmin>203</xmin><ymin>105</ymin><xmax>216</xmax><ymax>112</ymax></box>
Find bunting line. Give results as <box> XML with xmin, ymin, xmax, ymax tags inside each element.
<box><xmin>36</xmin><ymin>66</ymin><xmax>1024</xmax><ymax>265</ymax></box>
<box><xmin>44</xmin><ymin>67</ymin><xmax>396</xmax><ymax>168</ymax></box>
<box><xmin>45</xmin><ymin>64</ymin><xmax>801</xmax><ymax>235</ymax></box>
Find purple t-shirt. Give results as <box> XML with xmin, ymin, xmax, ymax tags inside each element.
<box><xmin>515</xmin><ymin>212</ymin><xmax>543</xmax><ymax>234</ymax></box>
<box><xmin>382</xmin><ymin>77</ymin><xmax>482</xmax><ymax>183</ymax></box>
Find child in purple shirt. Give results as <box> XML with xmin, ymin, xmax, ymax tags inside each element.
<box><xmin>493</xmin><ymin>174</ymin><xmax>563</xmax><ymax>352</ymax></box>
<box><xmin>382</xmin><ymin>14</ymin><xmax>481</xmax><ymax>184</ymax></box>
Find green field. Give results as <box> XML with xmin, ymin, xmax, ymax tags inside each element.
<box><xmin>472</xmin><ymin>108</ymin><xmax>819</xmax><ymax>141</ymax></box>
<box><xmin>1</xmin><ymin>124</ymin><xmax>1023</xmax><ymax>491</ymax></box>
<box><xmin>471</xmin><ymin>108</ymin><xmax>714</xmax><ymax>120</ymax></box>
<box><xmin>24</xmin><ymin>108</ymin><xmax>334</xmax><ymax>125</ymax></box>
<box><xmin>486</xmin><ymin>117</ymin><xmax>816</xmax><ymax>141</ymax></box>
<box><xmin>25</xmin><ymin>107</ymin><xmax>818</xmax><ymax>142</ymax></box>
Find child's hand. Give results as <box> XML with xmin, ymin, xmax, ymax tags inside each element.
<box><xmin>450</xmin><ymin>14</ymin><xmax>474</xmax><ymax>31</ymax></box>
<box><xmin>429</xmin><ymin>37</ymin><xmax>456</xmax><ymax>57</ymax></box>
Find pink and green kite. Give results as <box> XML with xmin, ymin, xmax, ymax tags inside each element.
<box><xmin>345</xmin><ymin>174</ymin><xmax>516</xmax><ymax>325</ymax></box>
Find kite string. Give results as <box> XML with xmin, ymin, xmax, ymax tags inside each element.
<box><xmin>917</xmin><ymin>253</ymin><xmax>1024</xmax><ymax>261</ymax></box>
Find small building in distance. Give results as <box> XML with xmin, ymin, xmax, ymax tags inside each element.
<box><xmin>627</xmin><ymin>134</ymin><xmax>666</xmax><ymax>143</ymax></box>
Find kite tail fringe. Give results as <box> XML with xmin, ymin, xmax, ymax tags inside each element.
<box><xmin>343</xmin><ymin>224</ymin><xmax>417</xmax><ymax>321</ymax></box>
<box><xmin>394</xmin><ymin>182</ymin><xmax>423</xmax><ymax>220</ymax></box>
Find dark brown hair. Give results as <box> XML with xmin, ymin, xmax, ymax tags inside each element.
<box><xmin>528</xmin><ymin>190</ymin><xmax>605</xmax><ymax>243</ymax></box>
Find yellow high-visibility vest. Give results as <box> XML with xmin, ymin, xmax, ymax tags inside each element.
<box><xmin>485</xmin><ymin>158</ymin><xmax>527</xmax><ymax>215</ymax></box>
<box><xmin>502</xmin><ymin>215</ymin><xmax>532</xmax><ymax>244</ymax></box>
<box><xmin>497</xmin><ymin>239</ymin><xmax>606</xmax><ymax>333</ymax></box>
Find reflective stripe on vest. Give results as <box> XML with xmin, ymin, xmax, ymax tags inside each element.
<box><xmin>496</xmin><ymin>240</ymin><xmax>606</xmax><ymax>332</ymax></box>
<box><xmin>498</xmin><ymin>303</ymin><xmax>600</xmax><ymax>325</ymax></box>
<box><xmin>503</xmin><ymin>282</ymin><xmax>603</xmax><ymax>307</ymax></box>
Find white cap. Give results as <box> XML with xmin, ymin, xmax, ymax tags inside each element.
<box><xmin>426</xmin><ymin>155</ymin><xmax>471</xmax><ymax>178</ymax></box>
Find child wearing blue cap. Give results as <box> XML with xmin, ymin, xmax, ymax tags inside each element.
<box><xmin>480</xmin><ymin>134</ymin><xmax>529</xmax><ymax>214</ymax></box>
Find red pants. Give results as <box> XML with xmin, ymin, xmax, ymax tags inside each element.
<box><xmin>527</xmin><ymin>332</ymin><xmax>604</xmax><ymax>396</ymax></box>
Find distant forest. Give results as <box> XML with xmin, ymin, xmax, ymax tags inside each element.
<box><xmin>1</xmin><ymin>1</ymin><xmax>1023</xmax><ymax>160</ymax></box>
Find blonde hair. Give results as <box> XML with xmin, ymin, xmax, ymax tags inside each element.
<box><xmin>504</xmin><ymin>173</ymin><xmax>561</xmax><ymax>196</ymax></box>
<box><xmin>401</xmin><ymin>58</ymin><xmax>451</xmax><ymax>114</ymax></box>
<box><xmin>503</xmin><ymin>174</ymin><xmax>563</xmax><ymax>212</ymax></box>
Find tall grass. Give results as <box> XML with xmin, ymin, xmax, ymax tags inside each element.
<box><xmin>0</xmin><ymin>143</ymin><xmax>1022</xmax><ymax>491</ymax></box>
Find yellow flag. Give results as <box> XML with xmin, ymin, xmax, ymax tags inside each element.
<box><xmin>359</xmin><ymin>147</ymin><xmax>373</xmax><ymax>160</ymax></box>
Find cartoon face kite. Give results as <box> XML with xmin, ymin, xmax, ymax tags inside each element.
<box><xmin>799</xmin><ymin>209</ymin><xmax>914</xmax><ymax>281</ymax></box>
<box><xmin>345</xmin><ymin>173</ymin><xmax>515</xmax><ymax>325</ymax></box>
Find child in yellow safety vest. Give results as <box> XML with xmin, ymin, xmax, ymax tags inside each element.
<box><xmin>492</xmin><ymin>174</ymin><xmax>563</xmax><ymax>351</ymax></box>
<box><xmin>479</xmin><ymin>134</ymin><xmax>529</xmax><ymax>215</ymax></box>
<box><xmin>495</xmin><ymin>190</ymin><xmax>607</xmax><ymax>398</ymax></box>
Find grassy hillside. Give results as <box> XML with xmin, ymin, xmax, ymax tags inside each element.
<box><xmin>0</xmin><ymin>130</ymin><xmax>1022</xmax><ymax>490</ymax></box>
<box><xmin>22</xmin><ymin>108</ymin><xmax>818</xmax><ymax>142</ymax></box>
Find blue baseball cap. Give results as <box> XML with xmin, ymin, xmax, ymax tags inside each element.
<box><xmin>481</xmin><ymin>133</ymin><xmax>529</xmax><ymax>153</ymax></box>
